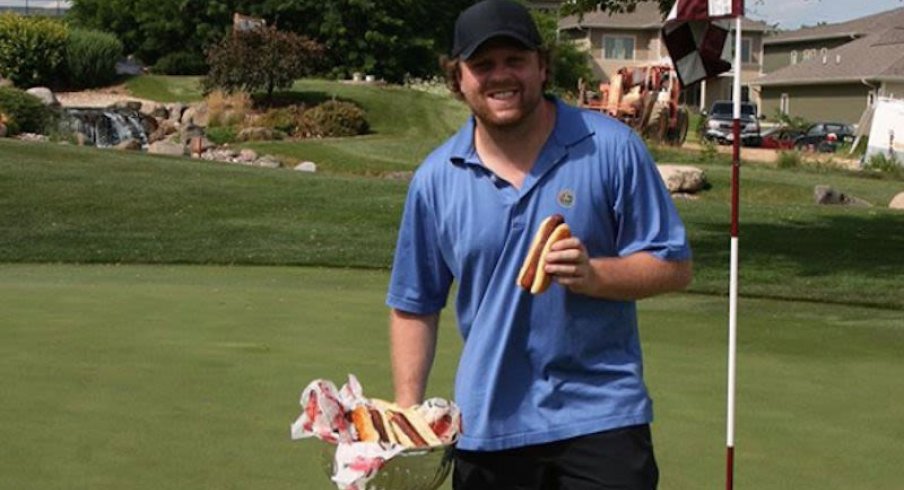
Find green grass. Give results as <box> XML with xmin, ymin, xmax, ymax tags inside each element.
<box><xmin>124</xmin><ymin>75</ymin><xmax>205</xmax><ymax>103</ymax></box>
<box><xmin>125</xmin><ymin>76</ymin><xmax>470</xmax><ymax>176</ymax></box>
<box><xmin>3</xmin><ymin>137</ymin><xmax>903</xmax><ymax>308</ymax></box>
<box><xmin>0</xmin><ymin>264</ymin><xmax>901</xmax><ymax>489</ymax></box>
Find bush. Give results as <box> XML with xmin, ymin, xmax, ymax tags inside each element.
<box><xmin>203</xmin><ymin>26</ymin><xmax>324</xmax><ymax>102</ymax></box>
<box><xmin>863</xmin><ymin>153</ymin><xmax>903</xmax><ymax>178</ymax></box>
<box><xmin>0</xmin><ymin>13</ymin><xmax>68</xmax><ymax>88</ymax></box>
<box><xmin>64</xmin><ymin>28</ymin><xmax>123</xmax><ymax>89</ymax></box>
<box><xmin>255</xmin><ymin>106</ymin><xmax>305</xmax><ymax>135</ymax></box>
<box><xmin>777</xmin><ymin>150</ymin><xmax>802</xmax><ymax>169</ymax></box>
<box><xmin>206</xmin><ymin>90</ymin><xmax>251</xmax><ymax>127</ymax></box>
<box><xmin>152</xmin><ymin>51</ymin><xmax>208</xmax><ymax>76</ymax></box>
<box><xmin>299</xmin><ymin>100</ymin><xmax>369</xmax><ymax>138</ymax></box>
<box><xmin>0</xmin><ymin>86</ymin><xmax>55</xmax><ymax>135</ymax></box>
<box><xmin>205</xmin><ymin>125</ymin><xmax>237</xmax><ymax>145</ymax></box>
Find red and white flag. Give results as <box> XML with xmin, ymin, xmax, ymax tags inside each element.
<box><xmin>661</xmin><ymin>0</ymin><xmax>744</xmax><ymax>87</ymax></box>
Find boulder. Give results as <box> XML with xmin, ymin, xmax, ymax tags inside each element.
<box><xmin>814</xmin><ymin>185</ymin><xmax>872</xmax><ymax>207</ymax></box>
<box><xmin>180</xmin><ymin>102</ymin><xmax>209</xmax><ymax>127</ymax></box>
<box><xmin>237</xmin><ymin>148</ymin><xmax>258</xmax><ymax>163</ymax></box>
<box><xmin>0</xmin><ymin>76</ymin><xmax>12</xmax><ymax>88</ymax></box>
<box><xmin>890</xmin><ymin>192</ymin><xmax>904</xmax><ymax>210</ymax></box>
<box><xmin>148</xmin><ymin>141</ymin><xmax>186</xmax><ymax>156</ymax></box>
<box><xmin>25</xmin><ymin>87</ymin><xmax>58</xmax><ymax>106</ymax></box>
<box><xmin>657</xmin><ymin>164</ymin><xmax>707</xmax><ymax>193</ymax></box>
<box><xmin>142</xmin><ymin>102</ymin><xmax>169</xmax><ymax>119</ymax></box>
<box><xmin>294</xmin><ymin>161</ymin><xmax>317</xmax><ymax>172</ymax></box>
<box><xmin>112</xmin><ymin>100</ymin><xmax>143</xmax><ymax>112</ymax></box>
<box><xmin>114</xmin><ymin>139</ymin><xmax>143</xmax><ymax>151</ymax></box>
<box><xmin>166</xmin><ymin>103</ymin><xmax>186</xmax><ymax>123</ymax></box>
<box><xmin>254</xmin><ymin>155</ymin><xmax>282</xmax><ymax>168</ymax></box>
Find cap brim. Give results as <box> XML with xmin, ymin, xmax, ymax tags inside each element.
<box><xmin>458</xmin><ymin>31</ymin><xmax>538</xmax><ymax>60</ymax></box>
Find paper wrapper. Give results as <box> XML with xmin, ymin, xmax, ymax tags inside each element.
<box><xmin>290</xmin><ymin>374</ymin><xmax>460</xmax><ymax>490</ymax></box>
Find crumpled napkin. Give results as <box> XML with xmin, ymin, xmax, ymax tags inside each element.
<box><xmin>290</xmin><ymin>374</ymin><xmax>458</xmax><ymax>490</ymax></box>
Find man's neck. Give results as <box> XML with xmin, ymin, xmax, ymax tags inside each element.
<box><xmin>474</xmin><ymin>99</ymin><xmax>556</xmax><ymax>189</ymax></box>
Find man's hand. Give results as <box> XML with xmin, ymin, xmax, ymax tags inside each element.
<box><xmin>544</xmin><ymin>238</ymin><xmax>693</xmax><ymax>300</ymax></box>
<box><xmin>542</xmin><ymin>236</ymin><xmax>598</xmax><ymax>296</ymax></box>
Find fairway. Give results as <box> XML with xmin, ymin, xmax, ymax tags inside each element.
<box><xmin>1</xmin><ymin>264</ymin><xmax>901</xmax><ymax>490</ymax></box>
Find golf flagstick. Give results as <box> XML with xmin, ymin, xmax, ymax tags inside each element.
<box><xmin>727</xmin><ymin>12</ymin><xmax>743</xmax><ymax>490</ymax></box>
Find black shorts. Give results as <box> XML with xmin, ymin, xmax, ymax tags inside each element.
<box><xmin>453</xmin><ymin>424</ymin><xmax>659</xmax><ymax>490</ymax></box>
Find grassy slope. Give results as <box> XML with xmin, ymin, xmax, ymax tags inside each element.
<box><xmin>0</xmin><ymin>264</ymin><xmax>900</xmax><ymax>490</ymax></box>
<box><xmin>126</xmin><ymin>77</ymin><xmax>471</xmax><ymax>176</ymax></box>
<box><xmin>2</xmin><ymin>135</ymin><xmax>902</xmax><ymax>308</ymax></box>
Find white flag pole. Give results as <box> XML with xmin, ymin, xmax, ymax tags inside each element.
<box><xmin>726</xmin><ymin>12</ymin><xmax>743</xmax><ymax>490</ymax></box>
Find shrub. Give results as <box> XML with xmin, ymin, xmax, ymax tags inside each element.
<box><xmin>700</xmin><ymin>138</ymin><xmax>718</xmax><ymax>163</ymax></box>
<box><xmin>0</xmin><ymin>13</ymin><xmax>68</xmax><ymax>88</ymax></box>
<box><xmin>0</xmin><ymin>86</ymin><xmax>55</xmax><ymax>135</ymax></box>
<box><xmin>863</xmin><ymin>153</ymin><xmax>903</xmax><ymax>178</ymax></box>
<box><xmin>299</xmin><ymin>100</ymin><xmax>369</xmax><ymax>138</ymax></box>
<box><xmin>206</xmin><ymin>90</ymin><xmax>251</xmax><ymax>127</ymax></box>
<box><xmin>203</xmin><ymin>26</ymin><xmax>324</xmax><ymax>102</ymax></box>
<box><xmin>205</xmin><ymin>125</ymin><xmax>237</xmax><ymax>145</ymax></box>
<box><xmin>152</xmin><ymin>51</ymin><xmax>208</xmax><ymax>76</ymax></box>
<box><xmin>64</xmin><ymin>28</ymin><xmax>123</xmax><ymax>89</ymax></box>
<box><xmin>255</xmin><ymin>106</ymin><xmax>305</xmax><ymax>135</ymax></box>
<box><xmin>777</xmin><ymin>150</ymin><xmax>802</xmax><ymax>169</ymax></box>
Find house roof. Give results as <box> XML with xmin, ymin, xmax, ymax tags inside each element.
<box><xmin>764</xmin><ymin>7</ymin><xmax>904</xmax><ymax>45</ymax></box>
<box><xmin>559</xmin><ymin>3</ymin><xmax>767</xmax><ymax>32</ymax></box>
<box><xmin>755</xmin><ymin>27</ymin><xmax>904</xmax><ymax>86</ymax></box>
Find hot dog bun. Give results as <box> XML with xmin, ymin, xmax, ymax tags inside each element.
<box><xmin>516</xmin><ymin>214</ymin><xmax>571</xmax><ymax>294</ymax></box>
<box><xmin>386</xmin><ymin>408</ymin><xmax>442</xmax><ymax>448</ymax></box>
<box><xmin>530</xmin><ymin>223</ymin><xmax>571</xmax><ymax>294</ymax></box>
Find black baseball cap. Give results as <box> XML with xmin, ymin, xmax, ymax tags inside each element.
<box><xmin>451</xmin><ymin>0</ymin><xmax>543</xmax><ymax>60</ymax></box>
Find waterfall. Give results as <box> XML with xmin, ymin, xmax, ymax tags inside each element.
<box><xmin>64</xmin><ymin>108</ymin><xmax>149</xmax><ymax>148</ymax></box>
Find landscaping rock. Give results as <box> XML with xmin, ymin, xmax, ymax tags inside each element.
<box><xmin>143</xmin><ymin>102</ymin><xmax>169</xmax><ymax>119</ymax></box>
<box><xmin>294</xmin><ymin>161</ymin><xmax>317</xmax><ymax>172</ymax></box>
<box><xmin>254</xmin><ymin>155</ymin><xmax>282</xmax><ymax>168</ymax></box>
<box><xmin>114</xmin><ymin>139</ymin><xmax>143</xmax><ymax>151</ymax></box>
<box><xmin>201</xmin><ymin>148</ymin><xmax>239</xmax><ymax>163</ymax></box>
<box><xmin>814</xmin><ymin>185</ymin><xmax>872</xmax><ymax>207</ymax></box>
<box><xmin>890</xmin><ymin>192</ymin><xmax>904</xmax><ymax>210</ymax></box>
<box><xmin>25</xmin><ymin>87</ymin><xmax>58</xmax><ymax>106</ymax></box>
<box><xmin>0</xmin><ymin>76</ymin><xmax>12</xmax><ymax>88</ymax></box>
<box><xmin>180</xmin><ymin>102</ymin><xmax>209</xmax><ymax>127</ymax></box>
<box><xmin>148</xmin><ymin>141</ymin><xmax>186</xmax><ymax>156</ymax></box>
<box><xmin>657</xmin><ymin>164</ymin><xmax>707</xmax><ymax>193</ymax></box>
<box><xmin>166</xmin><ymin>103</ymin><xmax>186</xmax><ymax>123</ymax></box>
<box><xmin>237</xmin><ymin>148</ymin><xmax>258</xmax><ymax>163</ymax></box>
<box><xmin>112</xmin><ymin>100</ymin><xmax>143</xmax><ymax>112</ymax></box>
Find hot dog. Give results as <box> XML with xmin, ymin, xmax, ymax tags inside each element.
<box><xmin>386</xmin><ymin>408</ymin><xmax>442</xmax><ymax>448</ymax></box>
<box><xmin>516</xmin><ymin>214</ymin><xmax>572</xmax><ymax>294</ymax></box>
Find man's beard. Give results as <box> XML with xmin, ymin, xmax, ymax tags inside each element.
<box><xmin>465</xmin><ymin>81</ymin><xmax>544</xmax><ymax>131</ymax></box>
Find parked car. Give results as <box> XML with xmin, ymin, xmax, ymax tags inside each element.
<box><xmin>759</xmin><ymin>126</ymin><xmax>804</xmax><ymax>150</ymax></box>
<box><xmin>794</xmin><ymin>122</ymin><xmax>855</xmax><ymax>152</ymax></box>
<box><xmin>702</xmin><ymin>100</ymin><xmax>762</xmax><ymax>146</ymax></box>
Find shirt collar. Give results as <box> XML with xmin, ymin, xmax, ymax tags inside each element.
<box><xmin>448</xmin><ymin>97</ymin><xmax>594</xmax><ymax>168</ymax></box>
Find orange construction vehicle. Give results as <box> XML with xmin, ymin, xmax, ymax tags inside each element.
<box><xmin>578</xmin><ymin>64</ymin><xmax>689</xmax><ymax>146</ymax></box>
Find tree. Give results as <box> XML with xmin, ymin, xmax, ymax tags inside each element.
<box><xmin>203</xmin><ymin>25</ymin><xmax>324</xmax><ymax>103</ymax></box>
<box><xmin>561</xmin><ymin>0</ymin><xmax>675</xmax><ymax>17</ymax></box>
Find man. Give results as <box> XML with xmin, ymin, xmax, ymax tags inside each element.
<box><xmin>386</xmin><ymin>1</ymin><xmax>693</xmax><ymax>488</ymax></box>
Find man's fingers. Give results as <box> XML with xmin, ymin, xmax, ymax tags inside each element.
<box><xmin>549</xmin><ymin>237</ymin><xmax>581</xmax><ymax>251</ymax></box>
<box><xmin>544</xmin><ymin>248</ymin><xmax>582</xmax><ymax>264</ymax></box>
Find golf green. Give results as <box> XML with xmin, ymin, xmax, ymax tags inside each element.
<box><xmin>1</xmin><ymin>264</ymin><xmax>901</xmax><ymax>489</ymax></box>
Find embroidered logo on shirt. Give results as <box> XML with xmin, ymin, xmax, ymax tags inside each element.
<box><xmin>557</xmin><ymin>189</ymin><xmax>575</xmax><ymax>208</ymax></box>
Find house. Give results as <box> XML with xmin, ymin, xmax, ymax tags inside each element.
<box><xmin>558</xmin><ymin>3</ymin><xmax>769</xmax><ymax>112</ymax></box>
<box><xmin>755</xmin><ymin>7</ymin><xmax>904</xmax><ymax>124</ymax></box>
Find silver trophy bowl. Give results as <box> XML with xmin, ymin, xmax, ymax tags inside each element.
<box><xmin>319</xmin><ymin>441</ymin><xmax>455</xmax><ymax>490</ymax></box>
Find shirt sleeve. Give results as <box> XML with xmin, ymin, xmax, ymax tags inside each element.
<box><xmin>611</xmin><ymin>132</ymin><xmax>692</xmax><ymax>261</ymax></box>
<box><xmin>386</xmin><ymin>176</ymin><xmax>453</xmax><ymax>314</ymax></box>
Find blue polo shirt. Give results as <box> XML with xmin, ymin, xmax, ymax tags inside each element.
<box><xmin>386</xmin><ymin>98</ymin><xmax>691</xmax><ymax>451</ymax></box>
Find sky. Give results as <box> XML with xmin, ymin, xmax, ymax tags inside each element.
<box><xmin>1</xmin><ymin>0</ymin><xmax>904</xmax><ymax>31</ymax></box>
<box><xmin>741</xmin><ymin>0</ymin><xmax>904</xmax><ymax>29</ymax></box>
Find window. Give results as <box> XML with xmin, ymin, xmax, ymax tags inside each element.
<box><xmin>780</xmin><ymin>93</ymin><xmax>790</xmax><ymax>115</ymax></box>
<box><xmin>791</xmin><ymin>50</ymin><xmax>798</xmax><ymax>64</ymax></box>
<box><xmin>603</xmin><ymin>35</ymin><xmax>635</xmax><ymax>60</ymax></box>
<box><xmin>868</xmin><ymin>91</ymin><xmax>876</xmax><ymax>107</ymax></box>
<box><xmin>802</xmin><ymin>49</ymin><xmax>816</xmax><ymax>61</ymax></box>
<box><xmin>729</xmin><ymin>35</ymin><xmax>753</xmax><ymax>63</ymax></box>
